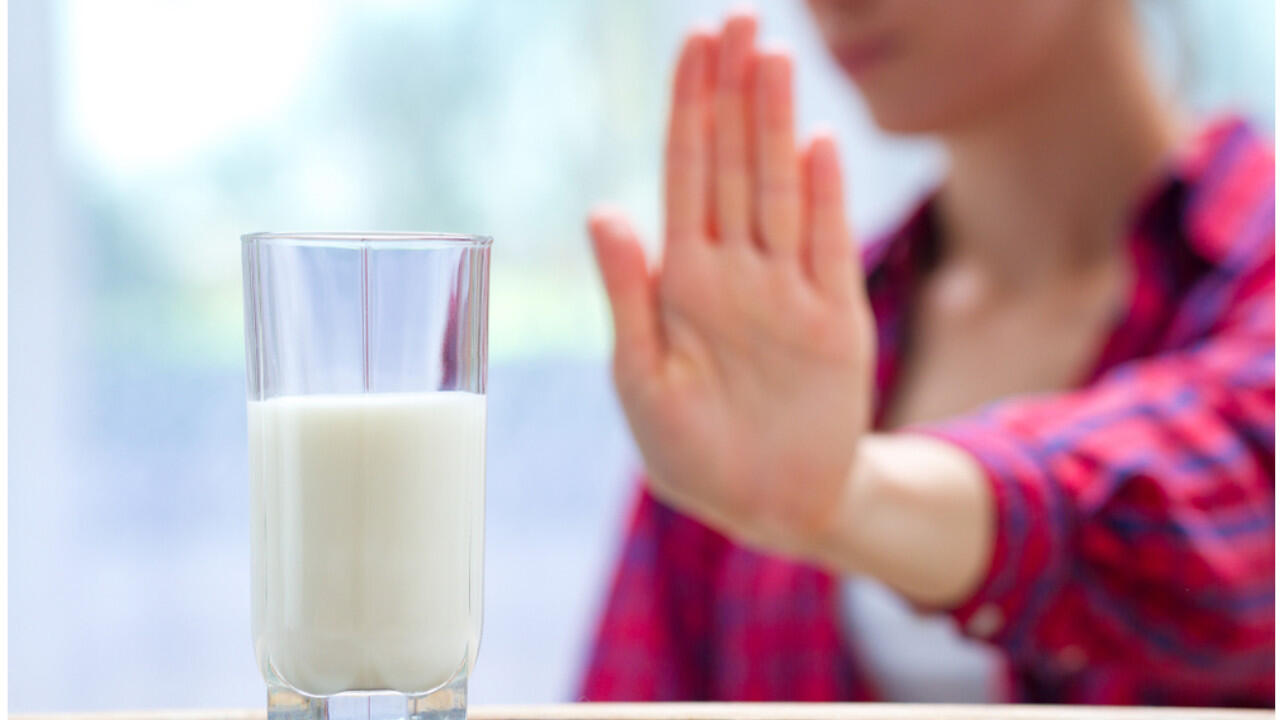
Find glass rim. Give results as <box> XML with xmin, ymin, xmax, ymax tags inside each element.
<box><xmin>242</xmin><ymin>231</ymin><xmax>492</xmax><ymax>248</ymax></box>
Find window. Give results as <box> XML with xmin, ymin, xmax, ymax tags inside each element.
<box><xmin>10</xmin><ymin>0</ymin><xmax>1273</xmax><ymax>710</ymax></box>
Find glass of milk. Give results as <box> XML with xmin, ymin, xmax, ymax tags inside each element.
<box><xmin>241</xmin><ymin>232</ymin><xmax>490</xmax><ymax>720</ymax></box>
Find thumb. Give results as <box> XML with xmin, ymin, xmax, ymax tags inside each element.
<box><xmin>588</xmin><ymin>207</ymin><xmax>663</xmax><ymax>382</ymax></box>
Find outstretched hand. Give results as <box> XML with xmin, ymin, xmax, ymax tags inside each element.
<box><xmin>588</xmin><ymin>14</ymin><xmax>876</xmax><ymax>557</ymax></box>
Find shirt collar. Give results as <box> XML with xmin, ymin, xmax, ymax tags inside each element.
<box><xmin>864</xmin><ymin>114</ymin><xmax>1273</xmax><ymax>291</ymax></box>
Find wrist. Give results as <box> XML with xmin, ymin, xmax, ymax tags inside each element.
<box><xmin>800</xmin><ymin>434</ymin><xmax>880</xmax><ymax>575</ymax></box>
<box><xmin>798</xmin><ymin>432</ymin><xmax>996</xmax><ymax>608</ymax></box>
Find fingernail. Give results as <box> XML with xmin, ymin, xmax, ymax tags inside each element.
<box><xmin>812</xmin><ymin>137</ymin><xmax>838</xmax><ymax>178</ymax></box>
<box><xmin>588</xmin><ymin>211</ymin><xmax>613</xmax><ymax>239</ymax></box>
<box><xmin>726</xmin><ymin>10</ymin><xmax>757</xmax><ymax>30</ymax></box>
<box><xmin>606</xmin><ymin>215</ymin><xmax>632</xmax><ymax>238</ymax></box>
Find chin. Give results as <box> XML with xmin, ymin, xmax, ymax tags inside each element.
<box><xmin>853</xmin><ymin>71</ymin><xmax>1008</xmax><ymax>136</ymax></box>
<box><xmin>860</xmin><ymin>97</ymin><xmax>952</xmax><ymax>135</ymax></box>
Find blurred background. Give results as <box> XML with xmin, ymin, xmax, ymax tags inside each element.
<box><xmin>9</xmin><ymin>0</ymin><xmax>1274</xmax><ymax>711</ymax></box>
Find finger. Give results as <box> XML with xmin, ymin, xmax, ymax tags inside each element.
<box><xmin>664</xmin><ymin>32</ymin><xmax>715</xmax><ymax>252</ymax></box>
<box><xmin>701</xmin><ymin>33</ymin><xmax>719</xmax><ymax>234</ymax></box>
<box><xmin>753</xmin><ymin>50</ymin><xmax>802</xmax><ymax>257</ymax></box>
<box><xmin>589</xmin><ymin>209</ymin><xmax>663</xmax><ymax>381</ymax></box>
<box><xmin>804</xmin><ymin>134</ymin><xmax>858</xmax><ymax>298</ymax></box>
<box><xmin>712</xmin><ymin>13</ymin><xmax>757</xmax><ymax>247</ymax></box>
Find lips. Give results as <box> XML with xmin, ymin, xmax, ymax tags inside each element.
<box><xmin>833</xmin><ymin>36</ymin><xmax>897</xmax><ymax>76</ymax></box>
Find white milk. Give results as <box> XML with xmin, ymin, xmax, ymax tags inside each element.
<box><xmin>248</xmin><ymin>392</ymin><xmax>485</xmax><ymax>696</ymax></box>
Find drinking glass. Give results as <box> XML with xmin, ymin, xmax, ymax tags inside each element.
<box><xmin>241</xmin><ymin>232</ymin><xmax>490</xmax><ymax>720</ymax></box>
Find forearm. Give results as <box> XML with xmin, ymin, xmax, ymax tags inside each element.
<box><xmin>806</xmin><ymin>433</ymin><xmax>996</xmax><ymax>608</ymax></box>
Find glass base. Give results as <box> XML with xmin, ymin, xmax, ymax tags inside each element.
<box><xmin>267</xmin><ymin>673</ymin><xmax>467</xmax><ymax>720</ymax></box>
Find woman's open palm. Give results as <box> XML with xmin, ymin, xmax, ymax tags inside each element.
<box><xmin>590</xmin><ymin>15</ymin><xmax>876</xmax><ymax>554</ymax></box>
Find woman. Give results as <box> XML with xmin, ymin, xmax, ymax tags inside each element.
<box><xmin>581</xmin><ymin>0</ymin><xmax>1274</xmax><ymax>707</ymax></box>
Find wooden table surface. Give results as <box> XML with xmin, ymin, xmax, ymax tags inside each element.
<box><xmin>12</xmin><ymin>704</ymin><xmax>1273</xmax><ymax>720</ymax></box>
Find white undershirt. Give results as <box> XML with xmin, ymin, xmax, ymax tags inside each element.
<box><xmin>840</xmin><ymin>576</ymin><xmax>1005</xmax><ymax>703</ymax></box>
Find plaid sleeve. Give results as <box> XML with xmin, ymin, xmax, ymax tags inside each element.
<box><xmin>579</xmin><ymin>485</ymin><xmax>728</xmax><ymax>700</ymax></box>
<box><xmin>922</xmin><ymin>250</ymin><xmax>1275</xmax><ymax>698</ymax></box>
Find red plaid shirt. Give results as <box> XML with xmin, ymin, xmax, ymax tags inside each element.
<box><xmin>581</xmin><ymin>117</ymin><xmax>1275</xmax><ymax>707</ymax></box>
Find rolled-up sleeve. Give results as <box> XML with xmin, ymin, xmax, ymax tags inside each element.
<box><xmin>924</xmin><ymin>253</ymin><xmax>1274</xmax><ymax>697</ymax></box>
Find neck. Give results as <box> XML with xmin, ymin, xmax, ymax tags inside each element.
<box><xmin>937</xmin><ymin>3</ymin><xmax>1184</xmax><ymax>288</ymax></box>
